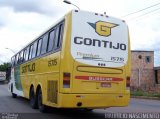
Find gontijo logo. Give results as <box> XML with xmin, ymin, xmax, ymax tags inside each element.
<box><xmin>88</xmin><ymin>21</ymin><xmax>118</xmax><ymax>37</ymax></box>
<box><xmin>73</xmin><ymin>20</ymin><xmax>126</xmax><ymax>51</ymax></box>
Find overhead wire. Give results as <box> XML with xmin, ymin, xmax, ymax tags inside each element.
<box><xmin>121</xmin><ymin>2</ymin><xmax>160</xmax><ymax>17</ymax></box>
<box><xmin>127</xmin><ymin>7</ymin><xmax>160</xmax><ymax>21</ymax></box>
<box><xmin>121</xmin><ymin>3</ymin><xmax>160</xmax><ymax>66</ymax></box>
<box><xmin>127</xmin><ymin>11</ymin><xmax>160</xmax><ymax>23</ymax></box>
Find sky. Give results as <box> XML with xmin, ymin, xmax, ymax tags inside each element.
<box><xmin>0</xmin><ymin>0</ymin><xmax>160</xmax><ymax>66</ymax></box>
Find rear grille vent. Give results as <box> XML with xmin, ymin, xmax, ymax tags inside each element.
<box><xmin>47</xmin><ymin>80</ymin><xmax>58</xmax><ymax>104</ymax></box>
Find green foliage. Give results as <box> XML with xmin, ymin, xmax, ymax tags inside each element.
<box><xmin>131</xmin><ymin>90</ymin><xmax>143</xmax><ymax>96</ymax></box>
<box><xmin>0</xmin><ymin>62</ymin><xmax>11</xmax><ymax>71</ymax></box>
<box><xmin>131</xmin><ymin>90</ymin><xmax>160</xmax><ymax>98</ymax></box>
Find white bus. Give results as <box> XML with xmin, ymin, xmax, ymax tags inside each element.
<box><xmin>0</xmin><ymin>72</ymin><xmax>6</xmax><ymax>82</ymax></box>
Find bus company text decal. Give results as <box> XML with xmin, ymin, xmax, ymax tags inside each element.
<box><xmin>22</xmin><ymin>63</ymin><xmax>35</xmax><ymax>73</ymax></box>
<box><xmin>75</xmin><ymin>76</ymin><xmax>123</xmax><ymax>81</ymax></box>
<box><xmin>74</xmin><ymin>36</ymin><xmax>126</xmax><ymax>51</ymax></box>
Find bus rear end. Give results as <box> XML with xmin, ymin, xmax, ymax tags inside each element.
<box><xmin>59</xmin><ymin>10</ymin><xmax>130</xmax><ymax>108</ymax></box>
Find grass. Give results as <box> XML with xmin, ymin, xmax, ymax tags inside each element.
<box><xmin>131</xmin><ymin>90</ymin><xmax>160</xmax><ymax>98</ymax></box>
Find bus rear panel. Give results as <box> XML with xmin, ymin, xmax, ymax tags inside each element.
<box><xmin>58</xmin><ymin>10</ymin><xmax>130</xmax><ymax>108</ymax></box>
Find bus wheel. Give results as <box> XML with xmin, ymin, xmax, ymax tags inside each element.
<box><xmin>11</xmin><ymin>84</ymin><xmax>17</xmax><ymax>98</ymax></box>
<box><xmin>29</xmin><ymin>87</ymin><xmax>37</xmax><ymax>109</ymax></box>
<box><xmin>84</xmin><ymin>108</ymin><xmax>93</xmax><ymax>111</ymax></box>
<box><xmin>37</xmin><ymin>88</ymin><xmax>47</xmax><ymax>113</ymax></box>
<box><xmin>12</xmin><ymin>93</ymin><xmax>17</xmax><ymax>98</ymax></box>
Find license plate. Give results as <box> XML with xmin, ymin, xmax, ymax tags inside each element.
<box><xmin>101</xmin><ymin>82</ymin><xmax>111</xmax><ymax>88</ymax></box>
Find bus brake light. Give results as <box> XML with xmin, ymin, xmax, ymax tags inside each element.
<box><xmin>126</xmin><ymin>76</ymin><xmax>130</xmax><ymax>90</ymax></box>
<box><xmin>63</xmin><ymin>72</ymin><xmax>70</xmax><ymax>88</ymax></box>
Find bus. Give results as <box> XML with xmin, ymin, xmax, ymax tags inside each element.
<box><xmin>0</xmin><ymin>72</ymin><xmax>6</xmax><ymax>82</ymax></box>
<box><xmin>8</xmin><ymin>10</ymin><xmax>131</xmax><ymax>112</ymax></box>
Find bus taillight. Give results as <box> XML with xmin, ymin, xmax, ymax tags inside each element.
<box><xmin>126</xmin><ymin>76</ymin><xmax>130</xmax><ymax>90</ymax></box>
<box><xmin>63</xmin><ymin>72</ymin><xmax>70</xmax><ymax>88</ymax></box>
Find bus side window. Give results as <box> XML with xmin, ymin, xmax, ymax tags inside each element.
<box><xmin>29</xmin><ymin>44</ymin><xmax>33</xmax><ymax>60</ymax></box>
<box><xmin>17</xmin><ymin>53</ymin><xmax>21</xmax><ymax>64</ymax></box>
<box><xmin>25</xmin><ymin>47</ymin><xmax>30</xmax><ymax>61</ymax></box>
<box><xmin>54</xmin><ymin>26</ymin><xmax>59</xmax><ymax>49</ymax></box>
<box><xmin>41</xmin><ymin>34</ymin><xmax>48</xmax><ymax>55</ymax></box>
<box><xmin>48</xmin><ymin>30</ymin><xmax>55</xmax><ymax>52</ymax></box>
<box><xmin>17</xmin><ymin>52</ymin><xmax>20</xmax><ymax>64</ymax></box>
<box><xmin>11</xmin><ymin>57</ymin><xmax>13</xmax><ymax>66</ymax></box>
<box><xmin>23</xmin><ymin>49</ymin><xmax>26</xmax><ymax>62</ymax></box>
<box><xmin>32</xmin><ymin>41</ymin><xmax>38</xmax><ymax>58</ymax></box>
<box><xmin>36</xmin><ymin>39</ymin><xmax>42</xmax><ymax>56</ymax></box>
<box><xmin>19</xmin><ymin>51</ymin><xmax>24</xmax><ymax>63</ymax></box>
<box><xmin>54</xmin><ymin>22</ymin><xmax>64</xmax><ymax>50</ymax></box>
<box><xmin>17</xmin><ymin>54</ymin><xmax>20</xmax><ymax>64</ymax></box>
<box><xmin>15</xmin><ymin>54</ymin><xmax>18</xmax><ymax>65</ymax></box>
<box><xmin>57</xmin><ymin>23</ymin><xmax>64</xmax><ymax>48</ymax></box>
<box><xmin>11</xmin><ymin>56</ymin><xmax>15</xmax><ymax>67</ymax></box>
<box><xmin>13</xmin><ymin>56</ymin><xmax>16</xmax><ymax>66</ymax></box>
<box><xmin>14</xmin><ymin>55</ymin><xmax>16</xmax><ymax>65</ymax></box>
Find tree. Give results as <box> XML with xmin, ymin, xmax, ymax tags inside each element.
<box><xmin>0</xmin><ymin>62</ymin><xmax>11</xmax><ymax>72</ymax></box>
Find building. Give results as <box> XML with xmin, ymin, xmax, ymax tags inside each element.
<box><xmin>131</xmin><ymin>50</ymin><xmax>155</xmax><ymax>91</ymax></box>
<box><xmin>154</xmin><ymin>67</ymin><xmax>160</xmax><ymax>84</ymax></box>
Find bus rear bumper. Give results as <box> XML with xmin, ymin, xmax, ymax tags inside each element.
<box><xmin>58</xmin><ymin>91</ymin><xmax>130</xmax><ymax>108</ymax></box>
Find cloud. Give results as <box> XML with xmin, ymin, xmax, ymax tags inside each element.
<box><xmin>0</xmin><ymin>0</ymin><xmax>66</xmax><ymax>15</ymax></box>
<box><xmin>151</xmin><ymin>34</ymin><xmax>160</xmax><ymax>51</ymax></box>
<box><xmin>0</xmin><ymin>22</ymin><xmax>5</xmax><ymax>28</ymax></box>
<box><xmin>0</xmin><ymin>12</ymin><xmax>57</xmax><ymax>50</ymax></box>
<box><xmin>0</xmin><ymin>0</ymin><xmax>70</xmax><ymax>64</ymax></box>
<box><xmin>0</xmin><ymin>15</ymin><xmax>7</xmax><ymax>27</ymax></box>
<box><xmin>128</xmin><ymin>14</ymin><xmax>160</xmax><ymax>66</ymax></box>
<box><xmin>0</xmin><ymin>7</ymin><xmax>12</xmax><ymax>28</ymax></box>
<box><xmin>128</xmin><ymin>12</ymin><xmax>160</xmax><ymax>50</ymax></box>
<box><xmin>0</xmin><ymin>9</ymin><xmax>61</xmax><ymax>62</ymax></box>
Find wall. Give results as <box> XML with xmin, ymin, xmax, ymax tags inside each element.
<box><xmin>157</xmin><ymin>70</ymin><xmax>160</xmax><ymax>84</ymax></box>
<box><xmin>131</xmin><ymin>51</ymin><xmax>155</xmax><ymax>91</ymax></box>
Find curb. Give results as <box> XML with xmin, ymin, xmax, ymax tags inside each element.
<box><xmin>131</xmin><ymin>96</ymin><xmax>160</xmax><ymax>100</ymax></box>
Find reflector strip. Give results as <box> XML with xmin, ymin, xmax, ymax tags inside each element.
<box><xmin>75</xmin><ymin>76</ymin><xmax>123</xmax><ymax>81</ymax></box>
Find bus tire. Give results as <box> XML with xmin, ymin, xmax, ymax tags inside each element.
<box><xmin>29</xmin><ymin>87</ymin><xmax>37</xmax><ymax>109</ymax></box>
<box><xmin>12</xmin><ymin>93</ymin><xmax>17</xmax><ymax>98</ymax></box>
<box><xmin>37</xmin><ymin>88</ymin><xmax>47</xmax><ymax>113</ymax></box>
<box><xmin>84</xmin><ymin>108</ymin><xmax>93</xmax><ymax>111</ymax></box>
<box><xmin>11</xmin><ymin>84</ymin><xmax>17</xmax><ymax>98</ymax></box>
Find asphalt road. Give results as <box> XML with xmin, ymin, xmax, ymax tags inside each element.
<box><xmin>0</xmin><ymin>83</ymin><xmax>160</xmax><ymax>119</ymax></box>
